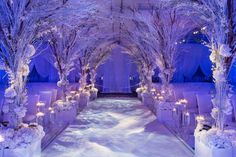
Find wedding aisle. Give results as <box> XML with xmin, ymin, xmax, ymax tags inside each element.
<box><xmin>42</xmin><ymin>97</ymin><xmax>194</xmax><ymax>157</ymax></box>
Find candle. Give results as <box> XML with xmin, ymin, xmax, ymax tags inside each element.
<box><xmin>185</xmin><ymin>112</ymin><xmax>190</xmax><ymax>126</ymax></box>
<box><xmin>0</xmin><ymin>135</ymin><xmax>5</xmax><ymax>142</ymax></box>
<box><xmin>36</xmin><ymin>102</ymin><xmax>45</xmax><ymax>107</ymax></box>
<box><xmin>179</xmin><ymin>99</ymin><xmax>188</xmax><ymax>104</ymax></box>
<box><xmin>151</xmin><ymin>88</ymin><xmax>156</xmax><ymax>92</ymax></box>
<box><xmin>36</xmin><ymin>112</ymin><xmax>45</xmax><ymax>117</ymax></box>
<box><xmin>158</xmin><ymin>96</ymin><xmax>164</xmax><ymax>101</ymax></box>
<box><xmin>196</xmin><ymin>115</ymin><xmax>205</xmax><ymax>125</ymax></box>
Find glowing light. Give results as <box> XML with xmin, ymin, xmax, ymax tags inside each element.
<box><xmin>36</xmin><ymin>112</ymin><xmax>45</xmax><ymax>117</ymax></box>
<box><xmin>175</xmin><ymin>101</ymin><xmax>181</xmax><ymax>105</ymax></box>
<box><xmin>70</xmin><ymin>91</ymin><xmax>76</xmax><ymax>95</ymax></box>
<box><xmin>185</xmin><ymin>112</ymin><xmax>190</xmax><ymax>116</ymax></box>
<box><xmin>36</xmin><ymin>102</ymin><xmax>45</xmax><ymax>107</ymax></box>
<box><xmin>201</xmin><ymin>26</ymin><xmax>207</xmax><ymax>31</ymax></box>
<box><xmin>56</xmin><ymin>100</ymin><xmax>66</xmax><ymax>106</ymax></box>
<box><xmin>150</xmin><ymin>88</ymin><xmax>156</xmax><ymax>92</ymax></box>
<box><xmin>179</xmin><ymin>99</ymin><xmax>188</xmax><ymax>104</ymax></box>
<box><xmin>0</xmin><ymin>135</ymin><xmax>5</xmax><ymax>142</ymax></box>
<box><xmin>175</xmin><ymin>99</ymin><xmax>188</xmax><ymax>105</ymax></box>
<box><xmin>196</xmin><ymin>115</ymin><xmax>205</xmax><ymax>121</ymax></box>
<box><xmin>158</xmin><ymin>96</ymin><xmax>164</xmax><ymax>101</ymax></box>
<box><xmin>48</xmin><ymin>107</ymin><xmax>54</xmax><ymax>111</ymax></box>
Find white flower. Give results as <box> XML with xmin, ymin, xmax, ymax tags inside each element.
<box><xmin>223</xmin><ymin>99</ymin><xmax>233</xmax><ymax>115</ymax></box>
<box><xmin>136</xmin><ymin>87</ymin><xmax>143</xmax><ymax>93</ymax></box>
<box><xmin>57</xmin><ymin>80</ymin><xmax>68</xmax><ymax>87</ymax></box>
<box><xmin>195</xmin><ymin>128</ymin><xmax>234</xmax><ymax>149</ymax></box>
<box><xmin>219</xmin><ymin>44</ymin><xmax>231</xmax><ymax>57</ymax></box>
<box><xmin>26</xmin><ymin>44</ymin><xmax>36</xmax><ymax>57</ymax></box>
<box><xmin>20</xmin><ymin>64</ymin><xmax>30</xmax><ymax>76</ymax></box>
<box><xmin>213</xmin><ymin>70</ymin><xmax>226</xmax><ymax>82</ymax></box>
<box><xmin>54</xmin><ymin>99</ymin><xmax>75</xmax><ymax>111</ymax></box>
<box><xmin>90</xmin><ymin>87</ymin><xmax>98</xmax><ymax>92</ymax></box>
<box><xmin>0</xmin><ymin>123</ymin><xmax>45</xmax><ymax>149</ymax></box>
<box><xmin>5</xmin><ymin>86</ymin><xmax>17</xmax><ymax>98</ymax></box>
<box><xmin>209</xmin><ymin>52</ymin><xmax>216</xmax><ymax>63</ymax></box>
<box><xmin>14</xmin><ymin>106</ymin><xmax>27</xmax><ymax>118</ymax></box>
<box><xmin>211</xmin><ymin>107</ymin><xmax>219</xmax><ymax>120</ymax></box>
<box><xmin>2</xmin><ymin>104</ymin><xmax>9</xmax><ymax>113</ymax></box>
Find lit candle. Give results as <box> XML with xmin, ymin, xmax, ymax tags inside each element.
<box><xmin>158</xmin><ymin>96</ymin><xmax>164</xmax><ymax>101</ymax></box>
<box><xmin>196</xmin><ymin>115</ymin><xmax>205</xmax><ymax>124</ymax></box>
<box><xmin>0</xmin><ymin>135</ymin><xmax>5</xmax><ymax>142</ymax></box>
<box><xmin>70</xmin><ymin>91</ymin><xmax>76</xmax><ymax>95</ymax></box>
<box><xmin>36</xmin><ymin>102</ymin><xmax>45</xmax><ymax>107</ymax></box>
<box><xmin>175</xmin><ymin>101</ymin><xmax>181</xmax><ymax>105</ymax></box>
<box><xmin>161</xmin><ymin>90</ymin><xmax>165</xmax><ymax>94</ymax></box>
<box><xmin>185</xmin><ymin>112</ymin><xmax>190</xmax><ymax>126</ymax></box>
<box><xmin>151</xmin><ymin>88</ymin><xmax>156</xmax><ymax>92</ymax></box>
<box><xmin>180</xmin><ymin>99</ymin><xmax>188</xmax><ymax>104</ymax></box>
<box><xmin>36</xmin><ymin>112</ymin><xmax>45</xmax><ymax>117</ymax></box>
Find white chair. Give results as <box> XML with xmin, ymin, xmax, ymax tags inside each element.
<box><xmin>231</xmin><ymin>95</ymin><xmax>236</xmax><ymax>123</ymax></box>
<box><xmin>183</xmin><ymin>91</ymin><xmax>198</xmax><ymax>110</ymax></box>
<box><xmin>196</xmin><ymin>94</ymin><xmax>213</xmax><ymax>115</ymax></box>
<box><xmin>39</xmin><ymin>91</ymin><xmax>53</xmax><ymax>127</ymax></box>
<box><xmin>23</xmin><ymin>95</ymin><xmax>40</xmax><ymax>123</ymax></box>
<box><xmin>181</xmin><ymin>92</ymin><xmax>198</xmax><ymax>127</ymax></box>
<box><xmin>196</xmin><ymin>93</ymin><xmax>214</xmax><ymax>128</ymax></box>
<box><xmin>56</xmin><ymin>89</ymin><xmax>64</xmax><ymax>100</ymax></box>
<box><xmin>173</xmin><ymin>89</ymin><xmax>184</xmax><ymax>101</ymax></box>
<box><xmin>39</xmin><ymin>91</ymin><xmax>53</xmax><ymax>107</ymax></box>
<box><xmin>50</xmin><ymin>89</ymin><xmax>58</xmax><ymax>105</ymax></box>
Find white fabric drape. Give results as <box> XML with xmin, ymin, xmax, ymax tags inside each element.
<box><xmin>101</xmin><ymin>47</ymin><xmax>132</xmax><ymax>93</ymax></box>
<box><xmin>3</xmin><ymin>43</ymin><xmax>236</xmax><ymax>89</ymax></box>
<box><xmin>179</xmin><ymin>44</ymin><xmax>212</xmax><ymax>79</ymax></box>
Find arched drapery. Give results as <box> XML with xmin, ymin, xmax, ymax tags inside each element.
<box><xmin>181</xmin><ymin>44</ymin><xmax>212</xmax><ymax>79</ymax></box>
<box><xmin>100</xmin><ymin>46</ymin><xmax>134</xmax><ymax>93</ymax></box>
<box><xmin>3</xmin><ymin>43</ymin><xmax>236</xmax><ymax>87</ymax></box>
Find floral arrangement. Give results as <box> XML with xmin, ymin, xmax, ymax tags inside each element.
<box><xmin>0</xmin><ymin>123</ymin><xmax>45</xmax><ymax>149</ymax></box>
<box><xmin>0</xmin><ymin>0</ymin><xmax>72</xmax><ymax>130</ymax></box>
<box><xmin>79</xmin><ymin>90</ymin><xmax>91</xmax><ymax>99</ymax></box>
<box><xmin>136</xmin><ymin>86</ymin><xmax>147</xmax><ymax>94</ymax></box>
<box><xmin>90</xmin><ymin>87</ymin><xmax>98</xmax><ymax>93</ymax></box>
<box><xmin>54</xmin><ymin>99</ymin><xmax>77</xmax><ymax>112</ymax></box>
<box><xmin>209</xmin><ymin>44</ymin><xmax>233</xmax><ymax>131</ymax></box>
<box><xmin>195</xmin><ymin>127</ymin><xmax>236</xmax><ymax>149</ymax></box>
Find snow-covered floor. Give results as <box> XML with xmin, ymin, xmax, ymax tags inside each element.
<box><xmin>42</xmin><ymin>97</ymin><xmax>194</xmax><ymax>157</ymax></box>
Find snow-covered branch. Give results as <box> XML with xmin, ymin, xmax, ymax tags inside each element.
<box><xmin>0</xmin><ymin>0</ymin><xmax>70</xmax><ymax>128</ymax></box>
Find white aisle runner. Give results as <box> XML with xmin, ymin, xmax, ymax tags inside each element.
<box><xmin>42</xmin><ymin>98</ymin><xmax>194</xmax><ymax>157</ymax></box>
